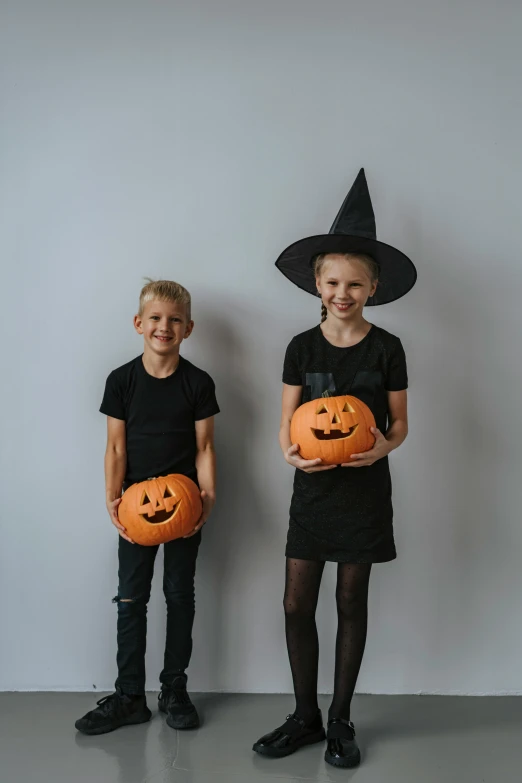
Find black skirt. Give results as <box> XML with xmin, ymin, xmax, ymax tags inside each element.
<box><xmin>285</xmin><ymin>457</ymin><xmax>397</xmax><ymax>563</ymax></box>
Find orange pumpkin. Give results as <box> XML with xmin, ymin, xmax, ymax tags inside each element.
<box><xmin>290</xmin><ymin>392</ymin><xmax>376</xmax><ymax>465</ymax></box>
<box><xmin>118</xmin><ymin>474</ymin><xmax>202</xmax><ymax>546</ymax></box>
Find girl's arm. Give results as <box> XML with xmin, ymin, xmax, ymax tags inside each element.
<box><xmin>345</xmin><ymin>389</ymin><xmax>408</xmax><ymax>468</ymax></box>
<box><xmin>384</xmin><ymin>389</ymin><xmax>408</xmax><ymax>452</ymax></box>
<box><xmin>105</xmin><ymin>416</ymin><xmax>134</xmax><ymax>543</ymax></box>
<box><xmin>279</xmin><ymin>383</ymin><xmax>302</xmax><ymax>455</ymax></box>
<box><xmin>280</xmin><ymin>384</ymin><xmax>337</xmax><ymax>474</ymax></box>
<box><xmin>185</xmin><ymin>415</ymin><xmax>216</xmax><ymax>536</ymax></box>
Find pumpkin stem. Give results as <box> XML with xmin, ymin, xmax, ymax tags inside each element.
<box><xmin>321</xmin><ymin>390</ymin><xmax>332</xmax><ymax>398</ymax></box>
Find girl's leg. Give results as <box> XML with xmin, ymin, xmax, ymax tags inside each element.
<box><xmin>284</xmin><ymin>557</ymin><xmax>326</xmax><ymax>723</ymax></box>
<box><xmin>328</xmin><ymin>563</ymin><xmax>372</xmax><ymax>721</ymax></box>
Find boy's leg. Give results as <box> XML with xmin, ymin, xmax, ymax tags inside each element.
<box><xmin>74</xmin><ymin>538</ymin><xmax>157</xmax><ymax>735</ymax></box>
<box><xmin>158</xmin><ymin>532</ymin><xmax>201</xmax><ymax>729</ymax></box>
<box><xmin>114</xmin><ymin>537</ymin><xmax>158</xmax><ymax>695</ymax></box>
<box><xmin>160</xmin><ymin>531</ymin><xmax>202</xmax><ymax>684</ymax></box>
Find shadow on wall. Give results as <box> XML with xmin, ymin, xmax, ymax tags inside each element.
<box><xmin>389</xmin><ymin>218</ymin><xmax>522</xmax><ymax>688</ymax></box>
<box><xmin>180</xmin><ymin>304</ymin><xmax>281</xmax><ymax>689</ymax></box>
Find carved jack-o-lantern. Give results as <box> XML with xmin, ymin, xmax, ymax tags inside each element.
<box><xmin>290</xmin><ymin>392</ymin><xmax>376</xmax><ymax>465</ymax></box>
<box><xmin>118</xmin><ymin>474</ymin><xmax>202</xmax><ymax>546</ymax></box>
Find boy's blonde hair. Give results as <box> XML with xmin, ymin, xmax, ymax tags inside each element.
<box><xmin>138</xmin><ymin>279</ymin><xmax>192</xmax><ymax>321</ymax></box>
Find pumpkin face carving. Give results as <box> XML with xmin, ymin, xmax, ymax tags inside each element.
<box><xmin>290</xmin><ymin>393</ymin><xmax>376</xmax><ymax>465</ymax></box>
<box><xmin>118</xmin><ymin>474</ymin><xmax>202</xmax><ymax>546</ymax></box>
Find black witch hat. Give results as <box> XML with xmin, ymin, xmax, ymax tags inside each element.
<box><xmin>275</xmin><ymin>169</ymin><xmax>417</xmax><ymax>306</ymax></box>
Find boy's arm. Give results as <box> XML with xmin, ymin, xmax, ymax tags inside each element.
<box><xmin>185</xmin><ymin>416</ymin><xmax>216</xmax><ymax>537</ymax></box>
<box><xmin>105</xmin><ymin>416</ymin><xmax>134</xmax><ymax>543</ymax></box>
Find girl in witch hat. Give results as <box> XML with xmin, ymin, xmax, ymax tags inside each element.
<box><xmin>253</xmin><ymin>169</ymin><xmax>416</xmax><ymax>768</ymax></box>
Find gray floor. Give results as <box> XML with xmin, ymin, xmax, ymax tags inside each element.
<box><xmin>0</xmin><ymin>692</ymin><xmax>521</xmax><ymax>783</ymax></box>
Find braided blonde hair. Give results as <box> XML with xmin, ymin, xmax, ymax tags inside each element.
<box><xmin>314</xmin><ymin>252</ymin><xmax>379</xmax><ymax>322</ymax></box>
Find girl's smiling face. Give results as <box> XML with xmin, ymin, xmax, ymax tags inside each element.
<box><xmin>316</xmin><ymin>254</ymin><xmax>378</xmax><ymax>321</ymax></box>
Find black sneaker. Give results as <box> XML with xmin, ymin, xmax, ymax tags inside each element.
<box><xmin>158</xmin><ymin>675</ymin><xmax>200</xmax><ymax>729</ymax></box>
<box><xmin>253</xmin><ymin>710</ymin><xmax>326</xmax><ymax>758</ymax></box>
<box><xmin>75</xmin><ymin>689</ymin><xmax>152</xmax><ymax>735</ymax></box>
<box><xmin>324</xmin><ymin>718</ymin><xmax>361</xmax><ymax>768</ymax></box>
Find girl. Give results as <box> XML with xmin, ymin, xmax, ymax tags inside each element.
<box><xmin>253</xmin><ymin>169</ymin><xmax>416</xmax><ymax>768</ymax></box>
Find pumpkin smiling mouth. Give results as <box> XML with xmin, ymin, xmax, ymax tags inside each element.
<box><xmin>140</xmin><ymin>502</ymin><xmax>180</xmax><ymax>524</ymax></box>
<box><xmin>311</xmin><ymin>424</ymin><xmax>359</xmax><ymax>441</ymax></box>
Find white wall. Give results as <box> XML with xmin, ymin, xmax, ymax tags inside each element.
<box><xmin>1</xmin><ymin>0</ymin><xmax>521</xmax><ymax>695</ymax></box>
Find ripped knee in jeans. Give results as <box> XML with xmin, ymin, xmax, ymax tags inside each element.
<box><xmin>112</xmin><ymin>595</ymin><xmax>147</xmax><ymax>605</ymax></box>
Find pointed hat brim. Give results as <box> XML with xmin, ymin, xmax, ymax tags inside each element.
<box><xmin>275</xmin><ymin>233</ymin><xmax>417</xmax><ymax>306</ymax></box>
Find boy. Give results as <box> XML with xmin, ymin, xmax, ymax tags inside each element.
<box><xmin>75</xmin><ymin>280</ymin><xmax>219</xmax><ymax>735</ymax></box>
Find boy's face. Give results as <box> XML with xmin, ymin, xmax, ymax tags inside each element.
<box><xmin>134</xmin><ymin>299</ymin><xmax>194</xmax><ymax>356</ymax></box>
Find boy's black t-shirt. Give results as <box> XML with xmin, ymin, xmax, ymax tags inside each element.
<box><xmin>100</xmin><ymin>355</ymin><xmax>219</xmax><ymax>488</ymax></box>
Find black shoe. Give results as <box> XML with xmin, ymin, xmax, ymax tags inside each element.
<box><xmin>324</xmin><ymin>718</ymin><xmax>361</xmax><ymax>768</ymax></box>
<box><xmin>75</xmin><ymin>689</ymin><xmax>152</xmax><ymax>735</ymax></box>
<box><xmin>253</xmin><ymin>710</ymin><xmax>326</xmax><ymax>758</ymax></box>
<box><xmin>158</xmin><ymin>675</ymin><xmax>200</xmax><ymax>729</ymax></box>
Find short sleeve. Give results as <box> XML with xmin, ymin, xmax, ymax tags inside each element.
<box><xmin>100</xmin><ymin>372</ymin><xmax>126</xmax><ymax>420</ymax></box>
<box><xmin>385</xmin><ymin>339</ymin><xmax>408</xmax><ymax>391</ymax></box>
<box><xmin>194</xmin><ymin>373</ymin><xmax>220</xmax><ymax>421</ymax></box>
<box><xmin>282</xmin><ymin>338</ymin><xmax>302</xmax><ymax>385</ymax></box>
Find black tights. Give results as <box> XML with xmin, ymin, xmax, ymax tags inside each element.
<box><xmin>284</xmin><ymin>557</ymin><xmax>372</xmax><ymax>724</ymax></box>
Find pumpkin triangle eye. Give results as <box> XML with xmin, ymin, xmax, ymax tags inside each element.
<box><xmin>316</xmin><ymin>404</ymin><xmax>328</xmax><ymax>414</ymax></box>
<box><xmin>163</xmin><ymin>486</ymin><xmax>174</xmax><ymax>499</ymax></box>
<box><xmin>141</xmin><ymin>492</ymin><xmax>150</xmax><ymax>505</ymax></box>
<box><xmin>342</xmin><ymin>402</ymin><xmax>355</xmax><ymax>413</ymax></box>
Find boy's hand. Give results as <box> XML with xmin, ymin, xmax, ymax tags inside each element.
<box><xmin>342</xmin><ymin>427</ymin><xmax>391</xmax><ymax>468</ymax></box>
<box><xmin>184</xmin><ymin>490</ymin><xmax>215</xmax><ymax>538</ymax></box>
<box><xmin>107</xmin><ymin>497</ymin><xmax>135</xmax><ymax>544</ymax></box>
<box><xmin>285</xmin><ymin>443</ymin><xmax>337</xmax><ymax>474</ymax></box>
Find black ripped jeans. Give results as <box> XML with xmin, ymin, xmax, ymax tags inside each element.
<box><xmin>113</xmin><ymin>532</ymin><xmax>201</xmax><ymax>696</ymax></box>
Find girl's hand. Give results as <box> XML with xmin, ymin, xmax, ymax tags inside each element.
<box><xmin>342</xmin><ymin>427</ymin><xmax>391</xmax><ymax>468</ymax></box>
<box><xmin>107</xmin><ymin>497</ymin><xmax>135</xmax><ymax>544</ymax></box>
<box><xmin>286</xmin><ymin>443</ymin><xmax>337</xmax><ymax>474</ymax></box>
<box><xmin>184</xmin><ymin>490</ymin><xmax>215</xmax><ymax>537</ymax></box>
